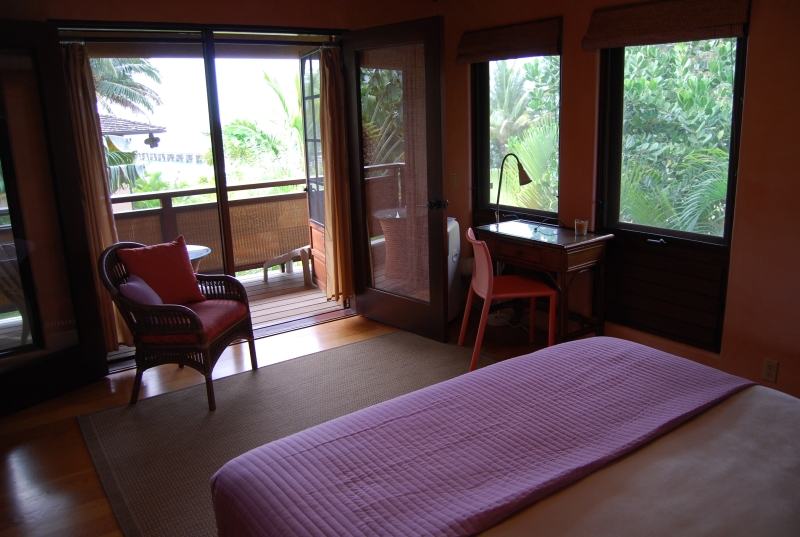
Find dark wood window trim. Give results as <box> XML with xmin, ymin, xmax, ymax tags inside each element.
<box><xmin>596</xmin><ymin>37</ymin><xmax>748</xmax><ymax>352</ymax></box>
<box><xmin>465</xmin><ymin>17</ymin><xmax>563</xmax><ymax>228</ymax></box>
<box><xmin>597</xmin><ymin>38</ymin><xmax>747</xmax><ymax>248</ymax></box>
<box><xmin>471</xmin><ymin>61</ymin><xmax>561</xmax><ymax>227</ymax></box>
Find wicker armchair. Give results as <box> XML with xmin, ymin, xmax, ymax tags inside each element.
<box><xmin>99</xmin><ymin>242</ymin><xmax>257</xmax><ymax>411</ymax></box>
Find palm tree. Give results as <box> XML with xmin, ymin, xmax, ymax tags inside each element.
<box><xmin>263</xmin><ymin>72</ymin><xmax>304</xmax><ymax>166</ymax></box>
<box><xmin>507</xmin><ymin>117</ymin><xmax>560</xmax><ymax>212</ymax></box>
<box><xmin>360</xmin><ymin>68</ymin><xmax>404</xmax><ymax>172</ymax></box>
<box><xmin>489</xmin><ymin>60</ymin><xmax>531</xmax><ymax>166</ymax></box>
<box><xmin>90</xmin><ymin>58</ymin><xmax>162</xmax><ymax>193</ymax></box>
<box><xmin>91</xmin><ymin>58</ymin><xmax>163</xmax><ymax>117</ymax></box>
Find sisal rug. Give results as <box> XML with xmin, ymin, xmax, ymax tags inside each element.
<box><xmin>79</xmin><ymin>331</ymin><xmax>499</xmax><ymax>537</ymax></box>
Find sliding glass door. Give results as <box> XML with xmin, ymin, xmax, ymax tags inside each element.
<box><xmin>211</xmin><ymin>39</ymin><xmax>311</xmax><ymax>276</ymax></box>
<box><xmin>79</xmin><ymin>31</ymin><xmax>326</xmax><ymax>279</ymax></box>
<box><xmin>88</xmin><ymin>38</ymin><xmax>225</xmax><ymax>273</ymax></box>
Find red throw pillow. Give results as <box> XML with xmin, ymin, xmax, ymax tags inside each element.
<box><xmin>117</xmin><ymin>236</ymin><xmax>206</xmax><ymax>305</ymax></box>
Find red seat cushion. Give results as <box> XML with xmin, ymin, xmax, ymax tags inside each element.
<box><xmin>139</xmin><ymin>300</ymin><xmax>247</xmax><ymax>344</ymax></box>
<box><xmin>117</xmin><ymin>236</ymin><xmax>206</xmax><ymax>305</ymax></box>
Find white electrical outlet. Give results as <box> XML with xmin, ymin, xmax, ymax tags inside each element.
<box><xmin>762</xmin><ymin>359</ymin><xmax>779</xmax><ymax>383</ymax></box>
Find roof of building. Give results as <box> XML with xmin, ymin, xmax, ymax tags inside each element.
<box><xmin>99</xmin><ymin>115</ymin><xmax>166</xmax><ymax>136</ymax></box>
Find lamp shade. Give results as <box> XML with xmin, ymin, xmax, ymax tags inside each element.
<box><xmin>517</xmin><ymin>161</ymin><xmax>532</xmax><ymax>186</ymax></box>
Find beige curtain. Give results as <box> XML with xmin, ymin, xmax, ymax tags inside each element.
<box><xmin>62</xmin><ymin>43</ymin><xmax>131</xmax><ymax>350</ymax></box>
<box><xmin>319</xmin><ymin>47</ymin><xmax>354</xmax><ymax>306</ymax></box>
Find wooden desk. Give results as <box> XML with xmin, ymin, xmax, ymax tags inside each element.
<box><xmin>474</xmin><ymin>221</ymin><xmax>613</xmax><ymax>342</ymax></box>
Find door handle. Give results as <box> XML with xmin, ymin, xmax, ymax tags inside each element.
<box><xmin>426</xmin><ymin>199</ymin><xmax>449</xmax><ymax>210</ymax></box>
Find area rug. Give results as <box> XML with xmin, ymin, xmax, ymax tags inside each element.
<box><xmin>79</xmin><ymin>331</ymin><xmax>499</xmax><ymax>537</ymax></box>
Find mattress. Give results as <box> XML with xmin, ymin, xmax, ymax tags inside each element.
<box><xmin>482</xmin><ymin>384</ymin><xmax>800</xmax><ymax>536</ymax></box>
<box><xmin>211</xmin><ymin>337</ymin><xmax>773</xmax><ymax>536</ymax></box>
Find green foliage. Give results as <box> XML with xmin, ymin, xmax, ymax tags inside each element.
<box><xmin>360</xmin><ymin>68</ymin><xmax>404</xmax><ymax>171</ymax></box>
<box><xmin>620</xmin><ymin>39</ymin><xmax>736</xmax><ymax>236</ymax></box>
<box><xmin>488</xmin><ymin>56</ymin><xmax>561</xmax><ymax>211</ymax></box>
<box><xmin>104</xmin><ymin>135</ymin><xmax>143</xmax><ymax>193</ymax></box>
<box><xmin>223</xmin><ymin>119</ymin><xmax>281</xmax><ymax>167</ymax></box>
<box><xmin>263</xmin><ymin>71</ymin><xmax>304</xmax><ymax>164</ymax></box>
<box><xmin>131</xmin><ymin>171</ymin><xmax>170</xmax><ymax>209</ymax></box>
<box><xmin>91</xmin><ymin>58</ymin><xmax>162</xmax><ymax>117</ymax></box>
<box><xmin>506</xmin><ymin>118</ymin><xmax>559</xmax><ymax>212</ymax></box>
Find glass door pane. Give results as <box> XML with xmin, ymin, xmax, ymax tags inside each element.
<box><xmin>0</xmin><ymin>125</ymin><xmax>34</xmax><ymax>350</ymax></box>
<box><xmin>0</xmin><ymin>49</ymin><xmax>78</xmax><ymax>353</ymax></box>
<box><xmin>301</xmin><ymin>52</ymin><xmax>323</xmax><ymax>226</ymax></box>
<box><xmin>91</xmin><ymin>43</ymin><xmax>225</xmax><ymax>273</ymax></box>
<box><xmin>360</xmin><ymin>43</ymin><xmax>429</xmax><ymax>302</ymax></box>
<box><xmin>213</xmin><ymin>45</ymin><xmax>309</xmax><ymax>274</ymax></box>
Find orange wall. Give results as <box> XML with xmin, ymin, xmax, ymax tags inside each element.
<box><xmin>2</xmin><ymin>0</ymin><xmax>798</xmax><ymax>396</ymax></box>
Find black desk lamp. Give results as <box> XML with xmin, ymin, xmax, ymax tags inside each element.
<box><xmin>495</xmin><ymin>153</ymin><xmax>532</xmax><ymax>224</ymax></box>
<box><xmin>487</xmin><ymin>153</ymin><xmax>532</xmax><ymax>326</ymax></box>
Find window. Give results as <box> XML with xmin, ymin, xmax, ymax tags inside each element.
<box><xmin>457</xmin><ymin>16</ymin><xmax>562</xmax><ymax>223</ymax></box>
<box><xmin>602</xmin><ymin>38</ymin><xmax>743</xmax><ymax>243</ymax></box>
<box><xmin>301</xmin><ymin>51</ymin><xmax>324</xmax><ymax>225</ymax></box>
<box><xmin>475</xmin><ymin>55</ymin><xmax>561</xmax><ymax>219</ymax></box>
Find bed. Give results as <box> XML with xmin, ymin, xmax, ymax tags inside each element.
<box><xmin>211</xmin><ymin>337</ymin><xmax>800</xmax><ymax>536</ymax></box>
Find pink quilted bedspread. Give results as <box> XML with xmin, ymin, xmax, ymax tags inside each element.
<box><xmin>211</xmin><ymin>337</ymin><xmax>753</xmax><ymax>536</ymax></box>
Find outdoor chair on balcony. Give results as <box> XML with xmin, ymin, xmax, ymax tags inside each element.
<box><xmin>0</xmin><ymin>243</ymin><xmax>30</xmax><ymax>346</ymax></box>
<box><xmin>99</xmin><ymin>237</ymin><xmax>257</xmax><ymax>411</ymax></box>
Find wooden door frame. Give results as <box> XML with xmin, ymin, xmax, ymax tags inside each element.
<box><xmin>343</xmin><ymin>16</ymin><xmax>448</xmax><ymax>341</ymax></box>
<box><xmin>0</xmin><ymin>19</ymin><xmax>108</xmax><ymax>415</ymax></box>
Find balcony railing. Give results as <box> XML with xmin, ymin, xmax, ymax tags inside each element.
<box><xmin>111</xmin><ymin>179</ymin><xmax>309</xmax><ymax>274</ymax></box>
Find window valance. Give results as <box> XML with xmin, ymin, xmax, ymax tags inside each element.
<box><xmin>582</xmin><ymin>0</ymin><xmax>750</xmax><ymax>50</ymax></box>
<box><xmin>456</xmin><ymin>17</ymin><xmax>562</xmax><ymax>64</ymax></box>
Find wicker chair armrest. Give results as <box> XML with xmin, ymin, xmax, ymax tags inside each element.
<box><xmin>196</xmin><ymin>274</ymin><xmax>248</xmax><ymax>302</ymax></box>
<box><xmin>122</xmin><ymin>301</ymin><xmax>204</xmax><ymax>336</ymax></box>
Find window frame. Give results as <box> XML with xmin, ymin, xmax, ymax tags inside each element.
<box><xmin>597</xmin><ymin>37</ymin><xmax>748</xmax><ymax>249</ymax></box>
<box><xmin>471</xmin><ymin>57</ymin><xmax>562</xmax><ymax>225</ymax></box>
<box><xmin>301</xmin><ymin>49</ymin><xmax>324</xmax><ymax>226</ymax></box>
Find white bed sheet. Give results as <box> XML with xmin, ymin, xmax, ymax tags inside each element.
<box><xmin>481</xmin><ymin>385</ymin><xmax>800</xmax><ymax>536</ymax></box>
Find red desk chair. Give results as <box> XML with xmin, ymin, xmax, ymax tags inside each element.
<box><xmin>458</xmin><ymin>228</ymin><xmax>557</xmax><ymax>371</ymax></box>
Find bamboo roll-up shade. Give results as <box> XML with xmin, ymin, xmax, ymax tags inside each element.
<box><xmin>582</xmin><ymin>0</ymin><xmax>750</xmax><ymax>50</ymax></box>
<box><xmin>85</xmin><ymin>42</ymin><xmax>315</xmax><ymax>59</ymax></box>
<box><xmin>456</xmin><ymin>17</ymin><xmax>562</xmax><ymax>64</ymax></box>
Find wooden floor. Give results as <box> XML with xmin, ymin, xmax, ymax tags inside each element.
<box><xmin>0</xmin><ymin>310</ymin><xmax>546</xmax><ymax>537</ymax></box>
<box><xmin>240</xmin><ymin>269</ymin><xmax>344</xmax><ymax>330</ymax></box>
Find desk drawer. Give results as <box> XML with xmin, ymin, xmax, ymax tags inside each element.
<box><xmin>499</xmin><ymin>241</ymin><xmax>542</xmax><ymax>264</ymax></box>
<box><xmin>568</xmin><ymin>246</ymin><xmax>602</xmax><ymax>269</ymax></box>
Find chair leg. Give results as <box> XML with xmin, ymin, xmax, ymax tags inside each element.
<box><xmin>20</xmin><ymin>316</ymin><xmax>30</xmax><ymax>345</ymax></box>
<box><xmin>529</xmin><ymin>297</ymin><xmax>536</xmax><ymax>344</ymax></box>
<box><xmin>130</xmin><ymin>368</ymin><xmax>143</xmax><ymax>405</ymax></box>
<box><xmin>469</xmin><ymin>297</ymin><xmax>492</xmax><ymax>372</ymax></box>
<box><xmin>205</xmin><ymin>375</ymin><xmax>216</xmax><ymax>411</ymax></box>
<box><xmin>458</xmin><ymin>286</ymin><xmax>475</xmax><ymax>346</ymax></box>
<box><xmin>249</xmin><ymin>337</ymin><xmax>258</xmax><ymax>370</ymax></box>
<box><xmin>548</xmin><ymin>293</ymin><xmax>557</xmax><ymax>347</ymax></box>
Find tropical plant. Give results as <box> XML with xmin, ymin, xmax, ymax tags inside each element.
<box><xmin>90</xmin><ymin>57</ymin><xmax>163</xmax><ymax>194</ymax></box>
<box><xmin>490</xmin><ymin>60</ymin><xmax>532</xmax><ymax>153</ymax></box>
<box><xmin>130</xmin><ymin>171</ymin><xmax>170</xmax><ymax>209</ymax></box>
<box><xmin>620</xmin><ymin>39</ymin><xmax>736</xmax><ymax>236</ymax></box>
<box><xmin>91</xmin><ymin>58</ymin><xmax>162</xmax><ymax>117</ymax></box>
<box><xmin>263</xmin><ymin>72</ymin><xmax>304</xmax><ymax>165</ymax></box>
<box><xmin>104</xmin><ymin>135</ymin><xmax>143</xmax><ymax>194</ymax></box>
<box><xmin>507</xmin><ymin>117</ymin><xmax>559</xmax><ymax>212</ymax></box>
<box><xmin>489</xmin><ymin>56</ymin><xmax>560</xmax><ymax>170</ymax></box>
<box><xmin>360</xmin><ymin>68</ymin><xmax>404</xmax><ymax>173</ymax></box>
<box><xmin>619</xmin><ymin>162</ymin><xmax>677</xmax><ymax>229</ymax></box>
